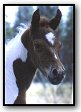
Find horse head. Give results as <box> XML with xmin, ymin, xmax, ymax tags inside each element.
<box><xmin>22</xmin><ymin>9</ymin><xmax>65</xmax><ymax>85</ymax></box>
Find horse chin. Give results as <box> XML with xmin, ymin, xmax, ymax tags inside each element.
<box><xmin>49</xmin><ymin>80</ymin><xmax>62</xmax><ymax>85</ymax></box>
<box><xmin>48</xmin><ymin>76</ymin><xmax>63</xmax><ymax>85</ymax></box>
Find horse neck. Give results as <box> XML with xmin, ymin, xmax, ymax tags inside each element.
<box><xmin>21</xmin><ymin>28</ymin><xmax>33</xmax><ymax>51</ymax></box>
<box><xmin>26</xmin><ymin>52</ymin><xmax>37</xmax><ymax>75</ymax></box>
<box><xmin>21</xmin><ymin>28</ymin><xmax>37</xmax><ymax>66</ymax></box>
<box><xmin>21</xmin><ymin>29</ymin><xmax>37</xmax><ymax>86</ymax></box>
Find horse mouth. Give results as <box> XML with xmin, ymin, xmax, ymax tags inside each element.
<box><xmin>39</xmin><ymin>68</ymin><xmax>64</xmax><ymax>85</ymax></box>
<box><xmin>48</xmin><ymin>75</ymin><xmax>64</xmax><ymax>85</ymax></box>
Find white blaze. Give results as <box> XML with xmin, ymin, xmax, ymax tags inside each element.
<box><xmin>54</xmin><ymin>54</ymin><xmax>58</xmax><ymax>60</ymax></box>
<box><xmin>45</xmin><ymin>32</ymin><xmax>55</xmax><ymax>45</ymax></box>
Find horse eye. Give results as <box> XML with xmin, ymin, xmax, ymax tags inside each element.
<box><xmin>34</xmin><ymin>43</ymin><xmax>42</xmax><ymax>52</ymax></box>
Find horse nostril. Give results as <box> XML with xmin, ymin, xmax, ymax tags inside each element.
<box><xmin>52</xmin><ymin>69</ymin><xmax>58</xmax><ymax>77</ymax></box>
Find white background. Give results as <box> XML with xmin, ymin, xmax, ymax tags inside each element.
<box><xmin>0</xmin><ymin>0</ymin><xmax>80</xmax><ymax>112</ymax></box>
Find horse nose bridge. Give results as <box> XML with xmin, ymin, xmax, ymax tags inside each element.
<box><xmin>57</xmin><ymin>66</ymin><xmax>64</xmax><ymax>73</ymax></box>
<box><xmin>50</xmin><ymin>49</ymin><xmax>65</xmax><ymax>71</ymax></box>
<box><xmin>57</xmin><ymin>59</ymin><xmax>65</xmax><ymax>72</ymax></box>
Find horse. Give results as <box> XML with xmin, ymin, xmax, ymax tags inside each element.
<box><xmin>5</xmin><ymin>8</ymin><xmax>65</xmax><ymax>104</ymax></box>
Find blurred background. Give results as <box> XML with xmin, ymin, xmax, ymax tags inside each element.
<box><xmin>5</xmin><ymin>5</ymin><xmax>73</xmax><ymax>104</ymax></box>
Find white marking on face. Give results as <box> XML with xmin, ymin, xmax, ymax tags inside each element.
<box><xmin>54</xmin><ymin>53</ymin><xmax>58</xmax><ymax>60</ymax></box>
<box><xmin>45</xmin><ymin>32</ymin><xmax>55</xmax><ymax>45</ymax></box>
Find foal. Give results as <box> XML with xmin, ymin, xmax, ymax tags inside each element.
<box><xmin>5</xmin><ymin>9</ymin><xmax>65</xmax><ymax>104</ymax></box>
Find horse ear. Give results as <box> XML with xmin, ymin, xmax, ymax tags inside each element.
<box><xmin>31</xmin><ymin>9</ymin><xmax>40</xmax><ymax>34</ymax></box>
<box><xmin>49</xmin><ymin>9</ymin><xmax>62</xmax><ymax>30</ymax></box>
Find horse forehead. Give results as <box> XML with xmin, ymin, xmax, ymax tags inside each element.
<box><xmin>45</xmin><ymin>32</ymin><xmax>55</xmax><ymax>45</ymax></box>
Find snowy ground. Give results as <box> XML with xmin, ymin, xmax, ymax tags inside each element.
<box><xmin>26</xmin><ymin>82</ymin><xmax>73</xmax><ymax>104</ymax></box>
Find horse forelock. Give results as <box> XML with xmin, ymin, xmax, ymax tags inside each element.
<box><xmin>39</xmin><ymin>17</ymin><xmax>49</xmax><ymax>27</ymax></box>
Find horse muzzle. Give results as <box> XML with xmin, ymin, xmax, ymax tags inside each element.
<box><xmin>48</xmin><ymin>68</ymin><xmax>65</xmax><ymax>85</ymax></box>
